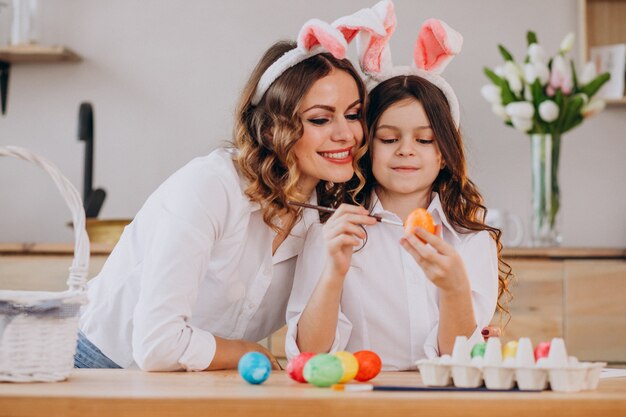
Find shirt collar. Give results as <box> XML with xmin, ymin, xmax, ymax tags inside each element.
<box><xmin>427</xmin><ymin>193</ymin><xmax>461</xmax><ymax>242</ymax></box>
<box><xmin>369</xmin><ymin>190</ymin><xmax>461</xmax><ymax>242</ymax></box>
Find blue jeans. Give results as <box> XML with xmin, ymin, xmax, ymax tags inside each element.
<box><xmin>74</xmin><ymin>331</ymin><xmax>122</xmax><ymax>369</ymax></box>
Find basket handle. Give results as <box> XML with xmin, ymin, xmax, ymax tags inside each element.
<box><xmin>0</xmin><ymin>146</ymin><xmax>90</xmax><ymax>292</ymax></box>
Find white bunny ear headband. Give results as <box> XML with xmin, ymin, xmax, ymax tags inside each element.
<box><xmin>251</xmin><ymin>16</ymin><xmax>387</xmax><ymax>106</ymax></box>
<box><xmin>335</xmin><ymin>0</ymin><xmax>464</xmax><ymax>127</ymax></box>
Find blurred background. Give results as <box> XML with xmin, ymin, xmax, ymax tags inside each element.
<box><xmin>0</xmin><ymin>0</ymin><xmax>624</xmax><ymax>246</ymax></box>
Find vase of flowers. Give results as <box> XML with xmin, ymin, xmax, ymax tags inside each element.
<box><xmin>481</xmin><ymin>31</ymin><xmax>610</xmax><ymax>246</ymax></box>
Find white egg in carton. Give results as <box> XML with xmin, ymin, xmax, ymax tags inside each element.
<box><xmin>416</xmin><ymin>336</ymin><xmax>606</xmax><ymax>392</ymax></box>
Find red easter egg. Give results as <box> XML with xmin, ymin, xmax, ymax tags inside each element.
<box><xmin>353</xmin><ymin>350</ymin><xmax>382</xmax><ymax>382</ymax></box>
<box><xmin>286</xmin><ymin>352</ymin><xmax>316</xmax><ymax>383</ymax></box>
<box><xmin>534</xmin><ymin>341</ymin><xmax>551</xmax><ymax>361</ymax></box>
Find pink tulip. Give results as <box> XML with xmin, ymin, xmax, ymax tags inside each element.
<box><xmin>547</xmin><ymin>55</ymin><xmax>573</xmax><ymax>96</ymax></box>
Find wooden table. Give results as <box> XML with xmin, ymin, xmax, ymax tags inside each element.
<box><xmin>1</xmin><ymin>370</ymin><xmax>625</xmax><ymax>417</ymax></box>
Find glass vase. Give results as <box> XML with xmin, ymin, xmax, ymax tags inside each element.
<box><xmin>530</xmin><ymin>133</ymin><xmax>562</xmax><ymax>246</ymax></box>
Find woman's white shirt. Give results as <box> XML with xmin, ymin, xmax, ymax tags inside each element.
<box><xmin>79</xmin><ymin>148</ymin><xmax>318</xmax><ymax>371</ymax></box>
<box><xmin>285</xmin><ymin>193</ymin><xmax>498</xmax><ymax>370</ymax></box>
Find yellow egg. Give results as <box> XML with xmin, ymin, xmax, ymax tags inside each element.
<box><xmin>333</xmin><ymin>351</ymin><xmax>359</xmax><ymax>383</ymax></box>
<box><xmin>503</xmin><ymin>340</ymin><xmax>519</xmax><ymax>360</ymax></box>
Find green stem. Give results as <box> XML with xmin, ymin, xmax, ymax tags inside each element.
<box><xmin>530</xmin><ymin>133</ymin><xmax>561</xmax><ymax>245</ymax></box>
<box><xmin>550</xmin><ymin>133</ymin><xmax>561</xmax><ymax>228</ymax></box>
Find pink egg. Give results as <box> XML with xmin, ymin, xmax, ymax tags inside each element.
<box><xmin>286</xmin><ymin>352</ymin><xmax>316</xmax><ymax>383</ymax></box>
<box><xmin>534</xmin><ymin>341</ymin><xmax>551</xmax><ymax>361</ymax></box>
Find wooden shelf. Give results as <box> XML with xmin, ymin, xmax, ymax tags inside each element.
<box><xmin>502</xmin><ymin>246</ymin><xmax>626</xmax><ymax>259</ymax></box>
<box><xmin>580</xmin><ymin>0</ymin><xmax>626</xmax><ymax>103</ymax></box>
<box><xmin>0</xmin><ymin>44</ymin><xmax>81</xmax><ymax>114</ymax></box>
<box><xmin>579</xmin><ymin>0</ymin><xmax>626</xmax><ymax>104</ymax></box>
<box><xmin>0</xmin><ymin>44</ymin><xmax>81</xmax><ymax>64</ymax></box>
<box><xmin>606</xmin><ymin>97</ymin><xmax>626</xmax><ymax>105</ymax></box>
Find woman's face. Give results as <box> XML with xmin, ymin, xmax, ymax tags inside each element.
<box><xmin>371</xmin><ymin>98</ymin><xmax>443</xmax><ymax>199</ymax></box>
<box><xmin>292</xmin><ymin>69</ymin><xmax>363</xmax><ymax>194</ymax></box>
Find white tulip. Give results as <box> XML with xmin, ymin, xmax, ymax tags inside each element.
<box><xmin>491</xmin><ymin>104</ymin><xmax>510</xmax><ymax>121</ymax></box>
<box><xmin>524</xmin><ymin>63</ymin><xmax>538</xmax><ymax>84</ymax></box>
<box><xmin>504</xmin><ymin>61</ymin><xmax>523</xmax><ymax>94</ymax></box>
<box><xmin>524</xmin><ymin>62</ymin><xmax>550</xmax><ymax>86</ymax></box>
<box><xmin>524</xmin><ymin>87</ymin><xmax>533</xmax><ymax>101</ymax></box>
<box><xmin>580</xmin><ymin>61</ymin><xmax>597</xmax><ymax>85</ymax></box>
<box><xmin>582</xmin><ymin>98</ymin><xmax>606</xmax><ymax>118</ymax></box>
<box><xmin>505</xmin><ymin>101</ymin><xmax>535</xmax><ymax>119</ymax></box>
<box><xmin>481</xmin><ymin>85</ymin><xmax>502</xmax><ymax>104</ymax></box>
<box><xmin>528</xmin><ymin>43</ymin><xmax>547</xmax><ymax>64</ymax></box>
<box><xmin>535</xmin><ymin>62</ymin><xmax>550</xmax><ymax>84</ymax></box>
<box><xmin>560</xmin><ymin>32</ymin><xmax>575</xmax><ymax>53</ymax></box>
<box><xmin>511</xmin><ymin>116</ymin><xmax>534</xmax><ymax>132</ymax></box>
<box><xmin>494</xmin><ymin>65</ymin><xmax>505</xmax><ymax>77</ymax></box>
<box><xmin>538</xmin><ymin>100</ymin><xmax>559</xmax><ymax>122</ymax></box>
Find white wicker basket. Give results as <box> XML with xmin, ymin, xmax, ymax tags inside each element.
<box><xmin>0</xmin><ymin>146</ymin><xmax>89</xmax><ymax>382</ymax></box>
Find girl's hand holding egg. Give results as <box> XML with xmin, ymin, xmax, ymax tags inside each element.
<box><xmin>403</xmin><ymin>208</ymin><xmax>436</xmax><ymax>240</ymax></box>
<box><xmin>400</xmin><ymin>209</ymin><xmax>469</xmax><ymax>293</ymax></box>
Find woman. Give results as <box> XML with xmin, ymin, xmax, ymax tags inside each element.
<box><xmin>76</xmin><ymin>17</ymin><xmax>368</xmax><ymax>371</ymax></box>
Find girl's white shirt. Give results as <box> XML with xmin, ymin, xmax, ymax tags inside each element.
<box><xmin>285</xmin><ymin>193</ymin><xmax>499</xmax><ymax>370</ymax></box>
<box><xmin>79</xmin><ymin>148</ymin><xmax>318</xmax><ymax>371</ymax></box>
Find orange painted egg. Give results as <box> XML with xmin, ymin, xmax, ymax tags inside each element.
<box><xmin>404</xmin><ymin>208</ymin><xmax>435</xmax><ymax>237</ymax></box>
<box><xmin>353</xmin><ymin>350</ymin><xmax>382</xmax><ymax>382</ymax></box>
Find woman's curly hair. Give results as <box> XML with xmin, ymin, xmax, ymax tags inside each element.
<box><xmin>233</xmin><ymin>41</ymin><xmax>368</xmax><ymax>231</ymax></box>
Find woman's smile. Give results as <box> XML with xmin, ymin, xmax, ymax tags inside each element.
<box><xmin>318</xmin><ymin>146</ymin><xmax>354</xmax><ymax>164</ymax></box>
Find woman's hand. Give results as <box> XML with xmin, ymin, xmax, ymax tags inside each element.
<box><xmin>208</xmin><ymin>337</ymin><xmax>281</xmax><ymax>371</ymax></box>
<box><xmin>322</xmin><ymin>204</ymin><xmax>377</xmax><ymax>279</ymax></box>
<box><xmin>399</xmin><ymin>226</ymin><xmax>470</xmax><ymax>294</ymax></box>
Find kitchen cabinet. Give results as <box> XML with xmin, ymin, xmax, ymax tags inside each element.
<box><xmin>497</xmin><ymin>247</ymin><xmax>626</xmax><ymax>362</ymax></box>
<box><xmin>2</xmin><ymin>244</ymin><xmax>624</xmax><ymax>362</ymax></box>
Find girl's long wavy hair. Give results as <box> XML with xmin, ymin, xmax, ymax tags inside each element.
<box><xmin>359</xmin><ymin>75</ymin><xmax>512</xmax><ymax>321</ymax></box>
<box><xmin>233</xmin><ymin>41</ymin><xmax>367</xmax><ymax>232</ymax></box>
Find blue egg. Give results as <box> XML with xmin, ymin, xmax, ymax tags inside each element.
<box><xmin>238</xmin><ymin>352</ymin><xmax>271</xmax><ymax>385</ymax></box>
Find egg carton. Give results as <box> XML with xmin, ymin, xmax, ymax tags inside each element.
<box><xmin>416</xmin><ymin>336</ymin><xmax>606</xmax><ymax>392</ymax></box>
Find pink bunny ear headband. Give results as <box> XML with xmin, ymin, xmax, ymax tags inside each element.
<box><xmin>251</xmin><ymin>16</ymin><xmax>387</xmax><ymax>106</ymax></box>
<box><xmin>339</xmin><ymin>0</ymin><xmax>464</xmax><ymax>127</ymax></box>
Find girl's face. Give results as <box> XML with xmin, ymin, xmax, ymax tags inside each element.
<box><xmin>371</xmin><ymin>98</ymin><xmax>443</xmax><ymax>199</ymax></box>
<box><xmin>292</xmin><ymin>69</ymin><xmax>363</xmax><ymax>194</ymax></box>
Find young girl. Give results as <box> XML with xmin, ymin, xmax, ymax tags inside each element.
<box><xmin>286</xmin><ymin>6</ymin><xmax>510</xmax><ymax>370</ymax></box>
<box><xmin>75</xmin><ymin>16</ymin><xmax>371</xmax><ymax>371</ymax></box>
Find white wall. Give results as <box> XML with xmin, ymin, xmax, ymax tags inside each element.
<box><xmin>1</xmin><ymin>0</ymin><xmax>625</xmax><ymax>247</ymax></box>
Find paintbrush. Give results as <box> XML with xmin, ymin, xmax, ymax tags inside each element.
<box><xmin>288</xmin><ymin>201</ymin><xmax>403</xmax><ymax>227</ymax></box>
<box><xmin>331</xmin><ymin>384</ymin><xmax>538</xmax><ymax>392</ymax></box>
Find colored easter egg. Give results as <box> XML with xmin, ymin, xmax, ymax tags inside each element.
<box><xmin>333</xmin><ymin>351</ymin><xmax>359</xmax><ymax>383</ymax></box>
<box><xmin>238</xmin><ymin>352</ymin><xmax>271</xmax><ymax>385</ymax></box>
<box><xmin>286</xmin><ymin>352</ymin><xmax>316</xmax><ymax>383</ymax></box>
<box><xmin>353</xmin><ymin>350</ymin><xmax>382</xmax><ymax>382</ymax></box>
<box><xmin>471</xmin><ymin>342</ymin><xmax>486</xmax><ymax>358</ymax></box>
<box><xmin>534</xmin><ymin>341</ymin><xmax>551</xmax><ymax>361</ymax></box>
<box><xmin>503</xmin><ymin>340</ymin><xmax>519</xmax><ymax>360</ymax></box>
<box><xmin>404</xmin><ymin>208</ymin><xmax>435</xmax><ymax>240</ymax></box>
<box><xmin>303</xmin><ymin>354</ymin><xmax>344</xmax><ymax>387</ymax></box>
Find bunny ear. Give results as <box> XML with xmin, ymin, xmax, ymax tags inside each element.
<box><xmin>298</xmin><ymin>19</ymin><xmax>348</xmax><ymax>59</ymax></box>
<box><xmin>357</xmin><ymin>0</ymin><xmax>396</xmax><ymax>74</ymax></box>
<box><xmin>332</xmin><ymin>6</ymin><xmax>387</xmax><ymax>44</ymax></box>
<box><xmin>413</xmin><ymin>18</ymin><xmax>463</xmax><ymax>74</ymax></box>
